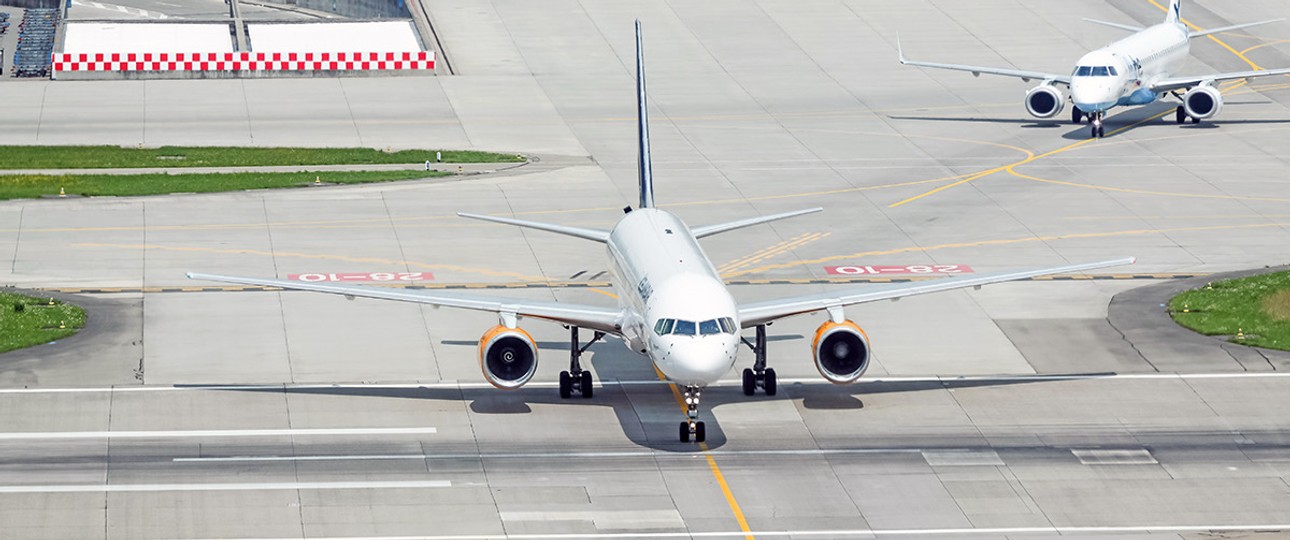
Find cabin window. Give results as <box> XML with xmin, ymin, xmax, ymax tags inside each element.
<box><xmin>1074</xmin><ymin>66</ymin><xmax>1093</xmax><ymax>76</ymax></box>
<box><xmin>673</xmin><ymin>319</ymin><xmax>697</xmax><ymax>336</ymax></box>
<box><xmin>699</xmin><ymin>319</ymin><xmax>722</xmax><ymax>335</ymax></box>
<box><xmin>1107</xmin><ymin>66</ymin><xmax>1118</xmax><ymax>76</ymax></box>
<box><xmin>654</xmin><ymin>318</ymin><xmax>676</xmax><ymax>336</ymax></box>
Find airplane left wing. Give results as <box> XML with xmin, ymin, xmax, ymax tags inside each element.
<box><xmin>187</xmin><ymin>272</ymin><xmax>625</xmax><ymax>335</ymax></box>
<box><xmin>737</xmin><ymin>258</ymin><xmax>1134</xmax><ymax>327</ymax></box>
<box><xmin>1151</xmin><ymin>68</ymin><xmax>1290</xmax><ymax>93</ymax></box>
<box><xmin>898</xmin><ymin>36</ymin><xmax>1071</xmax><ymax>85</ymax></box>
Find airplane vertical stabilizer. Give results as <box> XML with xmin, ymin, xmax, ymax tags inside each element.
<box><xmin>1166</xmin><ymin>0</ymin><xmax>1181</xmax><ymax>24</ymax></box>
<box><xmin>635</xmin><ymin>20</ymin><xmax>655</xmax><ymax>209</ymax></box>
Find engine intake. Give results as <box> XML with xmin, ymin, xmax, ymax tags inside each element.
<box><xmin>1025</xmin><ymin>85</ymin><xmax>1066</xmax><ymax>119</ymax></box>
<box><xmin>478</xmin><ymin>325</ymin><xmax>538</xmax><ymax>389</ymax></box>
<box><xmin>1183</xmin><ymin>86</ymin><xmax>1222</xmax><ymax>120</ymax></box>
<box><xmin>812</xmin><ymin>320</ymin><xmax>871</xmax><ymax>384</ymax></box>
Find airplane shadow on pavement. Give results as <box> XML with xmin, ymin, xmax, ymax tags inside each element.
<box><xmin>198</xmin><ymin>333</ymin><xmax>1113</xmax><ymax>452</ymax></box>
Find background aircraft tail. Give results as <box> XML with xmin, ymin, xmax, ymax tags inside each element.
<box><xmin>1166</xmin><ymin>0</ymin><xmax>1181</xmax><ymax>24</ymax></box>
<box><xmin>635</xmin><ymin>20</ymin><xmax>655</xmax><ymax>209</ymax></box>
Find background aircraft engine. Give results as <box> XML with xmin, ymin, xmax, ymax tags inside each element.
<box><xmin>478</xmin><ymin>325</ymin><xmax>539</xmax><ymax>389</ymax></box>
<box><xmin>1182</xmin><ymin>86</ymin><xmax>1222</xmax><ymax>120</ymax></box>
<box><xmin>1024</xmin><ymin>85</ymin><xmax>1066</xmax><ymax>118</ymax></box>
<box><xmin>812</xmin><ymin>320</ymin><xmax>872</xmax><ymax>384</ymax></box>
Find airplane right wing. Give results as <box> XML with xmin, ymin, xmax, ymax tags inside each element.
<box><xmin>737</xmin><ymin>257</ymin><xmax>1134</xmax><ymax>327</ymax></box>
<box><xmin>1150</xmin><ymin>67</ymin><xmax>1290</xmax><ymax>93</ymax></box>
<box><xmin>187</xmin><ymin>272</ymin><xmax>626</xmax><ymax>335</ymax></box>
<box><xmin>898</xmin><ymin>37</ymin><xmax>1071</xmax><ymax>85</ymax></box>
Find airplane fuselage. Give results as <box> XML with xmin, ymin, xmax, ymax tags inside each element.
<box><xmin>1071</xmin><ymin>22</ymin><xmax>1190</xmax><ymax>114</ymax></box>
<box><xmin>606</xmin><ymin>208</ymin><xmax>740</xmax><ymax>387</ymax></box>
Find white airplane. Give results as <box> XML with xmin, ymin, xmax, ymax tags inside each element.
<box><xmin>899</xmin><ymin>0</ymin><xmax>1290</xmax><ymax>138</ymax></box>
<box><xmin>189</xmin><ymin>22</ymin><xmax>1133</xmax><ymax>443</ymax></box>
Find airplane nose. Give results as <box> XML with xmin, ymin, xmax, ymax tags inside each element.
<box><xmin>659</xmin><ymin>337</ymin><xmax>738</xmax><ymax>386</ymax></box>
<box><xmin>1071</xmin><ymin>81</ymin><xmax>1116</xmax><ymax>113</ymax></box>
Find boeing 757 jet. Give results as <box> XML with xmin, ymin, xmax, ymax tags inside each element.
<box><xmin>190</xmin><ymin>22</ymin><xmax>1133</xmax><ymax>443</ymax></box>
<box><xmin>899</xmin><ymin>0</ymin><xmax>1290</xmax><ymax>138</ymax></box>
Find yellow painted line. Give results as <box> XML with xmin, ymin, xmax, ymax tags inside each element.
<box><xmin>1241</xmin><ymin>39</ymin><xmax>1290</xmax><ymax>56</ymax></box>
<box><xmin>717</xmin><ymin>233</ymin><xmax>814</xmax><ymax>274</ymax></box>
<box><xmin>720</xmin><ymin>233</ymin><xmax>830</xmax><ymax>275</ymax></box>
<box><xmin>650</xmin><ymin>367</ymin><xmax>754</xmax><ymax>539</ymax></box>
<box><xmin>728</xmin><ymin>221</ymin><xmax>1290</xmax><ymax>277</ymax></box>
<box><xmin>73</xmin><ymin>243</ymin><xmax>550</xmax><ymax>282</ymax></box>
<box><xmin>1007</xmin><ymin>167</ymin><xmax>1290</xmax><ymax>203</ymax></box>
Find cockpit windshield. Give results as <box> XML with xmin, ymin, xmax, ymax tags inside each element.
<box><xmin>1074</xmin><ymin>65</ymin><xmax>1118</xmax><ymax>77</ymax></box>
<box><xmin>654</xmin><ymin>317</ymin><xmax>737</xmax><ymax>337</ymax></box>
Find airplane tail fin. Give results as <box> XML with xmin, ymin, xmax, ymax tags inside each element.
<box><xmin>635</xmin><ymin>20</ymin><xmax>655</xmax><ymax>209</ymax></box>
<box><xmin>1166</xmin><ymin>0</ymin><xmax>1181</xmax><ymax>24</ymax></box>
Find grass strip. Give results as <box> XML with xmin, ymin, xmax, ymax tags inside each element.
<box><xmin>0</xmin><ymin>293</ymin><xmax>86</xmax><ymax>354</ymax></box>
<box><xmin>0</xmin><ymin>146</ymin><xmax>523</xmax><ymax>169</ymax></box>
<box><xmin>0</xmin><ymin>170</ymin><xmax>451</xmax><ymax>200</ymax></box>
<box><xmin>1170</xmin><ymin>270</ymin><xmax>1290</xmax><ymax>351</ymax></box>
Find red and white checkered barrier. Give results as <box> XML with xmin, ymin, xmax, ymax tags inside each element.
<box><xmin>52</xmin><ymin>51</ymin><xmax>435</xmax><ymax>72</ymax></box>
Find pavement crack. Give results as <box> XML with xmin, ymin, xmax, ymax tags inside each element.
<box><xmin>1105</xmin><ymin>315</ymin><xmax>1158</xmax><ymax>372</ymax></box>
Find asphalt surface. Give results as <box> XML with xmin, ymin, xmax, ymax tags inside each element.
<box><xmin>3</xmin><ymin>0</ymin><xmax>1290</xmax><ymax>538</ymax></box>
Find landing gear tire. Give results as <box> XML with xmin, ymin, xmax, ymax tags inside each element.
<box><xmin>1176</xmin><ymin>106</ymin><xmax>1187</xmax><ymax>124</ymax></box>
<box><xmin>1071</xmin><ymin>106</ymin><xmax>1083</xmax><ymax>125</ymax></box>
<box><xmin>679</xmin><ymin>421</ymin><xmax>706</xmax><ymax>443</ymax></box>
<box><xmin>559</xmin><ymin>371</ymin><xmax>572</xmax><ymax>399</ymax></box>
<box><xmin>1190</xmin><ymin>116</ymin><xmax>1200</xmax><ymax>125</ymax></box>
<box><xmin>579</xmin><ymin>370</ymin><xmax>593</xmax><ymax>398</ymax></box>
<box><xmin>764</xmin><ymin>368</ymin><xmax>778</xmax><ymax>396</ymax></box>
<box><xmin>742</xmin><ymin>368</ymin><xmax>756</xmax><ymax>396</ymax></box>
<box><xmin>740</xmin><ymin>325</ymin><xmax>777</xmax><ymax>396</ymax></box>
<box><xmin>560</xmin><ymin>326</ymin><xmax>604</xmax><ymax>400</ymax></box>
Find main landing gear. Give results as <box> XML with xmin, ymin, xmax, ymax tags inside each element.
<box><xmin>1071</xmin><ymin>106</ymin><xmax>1084</xmax><ymax>125</ymax></box>
<box><xmin>1175</xmin><ymin>106</ymin><xmax>1199</xmax><ymax>125</ymax></box>
<box><xmin>1089</xmin><ymin>111</ymin><xmax>1106</xmax><ymax>138</ymax></box>
<box><xmin>559</xmin><ymin>326</ymin><xmax>604</xmax><ymax>399</ymax></box>
<box><xmin>740</xmin><ymin>324</ymin><xmax>777</xmax><ymax>397</ymax></box>
<box><xmin>679</xmin><ymin>385</ymin><xmax>706</xmax><ymax>443</ymax></box>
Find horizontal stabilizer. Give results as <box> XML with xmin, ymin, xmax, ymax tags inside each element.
<box><xmin>1082</xmin><ymin>18</ymin><xmax>1144</xmax><ymax>32</ymax></box>
<box><xmin>1190</xmin><ymin>18</ymin><xmax>1284</xmax><ymax>39</ymax></box>
<box><xmin>691</xmin><ymin>208</ymin><xmax>823</xmax><ymax>239</ymax></box>
<box><xmin>458</xmin><ymin>213</ymin><xmax>611</xmax><ymax>243</ymax></box>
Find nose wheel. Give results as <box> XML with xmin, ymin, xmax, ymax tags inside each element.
<box><xmin>678</xmin><ymin>385</ymin><xmax>706</xmax><ymax>443</ymax></box>
<box><xmin>740</xmin><ymin>325</ymin><xmax>777</xmax><ymax>396</ymax></box>
<box><xmin>559</xmin><ymin>326</ymin><xmax>603</xmax><ymax>399</ymax></box>
<box><xmin>1090</xmin><ymin>112</ymin><xmax>1106</xmax><ymax>138</ymax></box>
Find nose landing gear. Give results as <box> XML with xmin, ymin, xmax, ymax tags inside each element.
<box><xmin>678</xmin><ymin>385</ymin><xmax>706</xmax><ymax>443</ymax></box>
<box><xmin>1090</xmin><ymin>112</ymin><xmax>1106</xmax><ymax>138</ymax></box>
<box><xmin>740</xmin><ymin>324</ymin><xmax>777</xmax><ymax>396</ymax></box>
<box><xmin>559</xmin><ymin>326</ymin><xmax>604</xmax><ymax>399</ymax></box>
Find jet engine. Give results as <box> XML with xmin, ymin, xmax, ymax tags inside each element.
<box><xmin>478</xmin><ymin>325</ymin><xmax>538</xmax><ymax>389</ymax></box>
<box><xmin>1182</xmin><ymin>86</ymin><xmax>1222</xmax><ymax>120</ymax></box>
<box><xmin>1025</xmin><ymin>85</ymin><xmax>1066</xmax><ymax>119</ymax></box>
<box><xmin>812</xmin><ymin>320</ymin><xmax>871</xmax><ymax>384</ymax></box>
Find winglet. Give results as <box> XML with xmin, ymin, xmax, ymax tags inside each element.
<box><xmin>896</xmin><ymin>33</ymin><xmax>906</xmax><ymax>64</ymax></box>
<box><xmin>635</xmin><ymin>20</ymin><xmax>654</xmax><ymax>209</ymax></box>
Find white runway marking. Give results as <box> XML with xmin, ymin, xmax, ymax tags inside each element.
<box><xmin>3</xmin><ymin>371</ymin><xmax>1290</xmax><ymax>395</ymax></box>
<box><xmin>175</xmin><ymin>523</ymin><xmax>1290</xmax><ymax>539</ymax></box>
<box><xmin>0</xmin><ymin>480</ymin><xmax>451</xmax><ymax>493</ymax></box>
<box><xmin>173</xmin><ymin>447</ymin><xmax>923</xmax><ymax>463</ymax></box>
<box><xmin>0</xmin><ymin>427</ymin><xmax>436</xmax><ymax>440</ymax></box>
<box><xmin>1072</xmin><ymin>448</ymin><xmax>1159</xmax><ymax>465</ymax></box>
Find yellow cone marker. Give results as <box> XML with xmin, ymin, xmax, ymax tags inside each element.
<box><xmin>314</xmin><ymin>176</ymin><xmax>321</xmax><ymax>185</ymax></box>
<box><xmin>1237</xmin><ymin>328</ymin><xmax>1245</xmax><ymax>340</ymax></box>
<box><xmin>59</xmin><ymin>320</ymin><xmax>65</xmax><ymax>329</ymax></box>
<box><xmin>58</xmin><ymin>187</ymin><xmax>66</xmax><ymax>197</ymax></box>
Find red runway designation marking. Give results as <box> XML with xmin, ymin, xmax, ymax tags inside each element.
<box><xmin>288</xmin><ymin>272</ymin><xmax>435</xmax><ymax>282</ymax></box>
<box><xmin>825</xmin><ymin>265</ymin><xmax>973</xmax><ymax>275</ymax></box>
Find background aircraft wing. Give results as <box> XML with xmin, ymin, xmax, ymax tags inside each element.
<box><xmin>898</xmin><ymin>38</ymin><xmax>1071</xmax><ymax>85</ymax></box>
<box><xmin>188</xmin><ymin>272</ymin><xmax>625</xmax><ymax>335</ymax></box>
<box><xmin>736</xmin><ymin>258</ymin><xmax>1134</xmax><ymax>327</ymax></box>
<box><xmin>1151</xmin><ymin>68</ymin><xmax>1290</xmax><ymax>93</ymax></box>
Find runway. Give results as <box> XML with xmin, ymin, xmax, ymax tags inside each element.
<box><xmin>3</xmin><ymin>0</ymin><xmax>1290</xmax><ymax>537</ymax></box>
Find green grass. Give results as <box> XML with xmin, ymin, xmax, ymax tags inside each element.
<box><xmin>0</xmin><ymin>293</ymin><xmax>86</xmax><ymax>354</ymax></box>
<box><xmin>1170</xmin><ymin>270</ymin><xmax>1290</xmax><ymax>350</ymax></box>
<box><xmin>0</xmin><ymin>146</ymin><xmax>523</xmax><ymax>169</ymax></box>
<box><xmin>0</xmin><ymin>170</ymin><xmax>451</xmax><ymax>200</ymax></box>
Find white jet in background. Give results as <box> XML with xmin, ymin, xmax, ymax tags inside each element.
<box><xmin>899</xmin><ymin>0</ymin><xmax>1290</xmax><ymax>138</ymax></box>
<box><xmin>190</xmin><ymin>21</ymin><xmax>1133</xmax><ymax>443</ymax></box>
